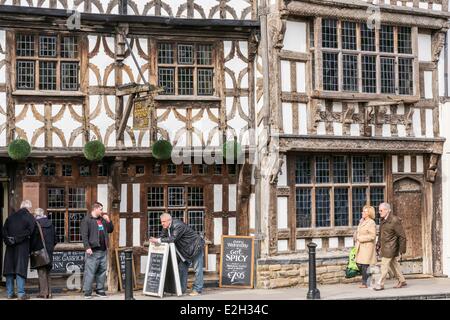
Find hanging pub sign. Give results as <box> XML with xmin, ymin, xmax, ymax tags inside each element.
<box><xmin>133</xmin><ymin>95</ymin><xmax>152</xmax><ymax>130</ymax></box>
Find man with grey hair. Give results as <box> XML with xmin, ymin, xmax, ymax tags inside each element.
<box><xmin>373</xmin><ymin>202</ymin><xmax>407</xmax><ymax>290</ymax></box>
<box><xmin>2</xmin><ymin>200</ymin><xmax>36</xmax><ymax>299</ymax></box>
<box><xmin>149</xmin><ymin>213</ymin><xmax>205</xmax><ymax>296</ymax></box>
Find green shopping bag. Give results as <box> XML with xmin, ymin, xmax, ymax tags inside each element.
<box><xmin>345</xmin><ymin>247</ymin><xmax>360</xmax><ymax>278</ymax></box>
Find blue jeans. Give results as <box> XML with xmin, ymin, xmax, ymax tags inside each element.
<box><xmin>82</xmin><ymin>250</ymin><xmax>107</xmax><ymax>294</ymax></box>
<box><xmin>6</xmin><ymin>274</ymin><xmax>26</xmax><ymax>298</ymax></box>
<box><xmin>178</xmin><ymin>248</ymin><xmax>204</xmax><ymax>293</ymax></box>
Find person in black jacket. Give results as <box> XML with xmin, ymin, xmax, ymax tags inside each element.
<box><xmin>80</xmin><ymin>201</ymin><xmax>114</xmax><ymax>299</ymax></box>
<box><xmin>2</xmin><ymin>200</ymin><xmax>35</xmax><ymax>300</ymax></box>
<box><xmin>149</xmin><ymin>213</ymin><xmax>205</xmax><ymax>296</ymax></box>
<box><xmin>30</xmin><ymin>208</ymin><xmax>56</xmax><ymax>299</ymax></box>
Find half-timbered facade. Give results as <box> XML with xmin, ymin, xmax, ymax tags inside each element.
<box><xmin>0</xmin><ymin>0</ymin><xmax>259</xmax><ymax>291</ymax></box>
<box><xmin>255</xmin><ymin>0</ymin><xmax>449</xmax><ymax>288</ymax></box>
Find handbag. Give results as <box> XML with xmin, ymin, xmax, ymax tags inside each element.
<box><xmin>345</xmin><ymin>247</ymin><xmax>361</xmax><ymax>278</ymax></box>
<box><xmin>30</xmin><ymin>222</ymin><xmax>51</xmax><ymax>269</ymax></box>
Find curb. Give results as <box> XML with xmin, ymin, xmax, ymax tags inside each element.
<box><xmin>340</xmin><ymin>293</ymin><xmax>450</xmax><ymax>300</ymax></box>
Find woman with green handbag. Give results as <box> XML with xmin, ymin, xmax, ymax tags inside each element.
<box><xmin>354</xmin><ymin>206</ymin><xmax>377</xmax><ymax>288</ymax></box>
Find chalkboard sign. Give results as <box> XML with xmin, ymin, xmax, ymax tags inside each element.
<box><xmin>115</xmin><ymin>248</ymin><xmax>137</xmax><ymax>291</ymax></box>
<box><xmin>51</xmin><ymin>251</ymin><xmax>85</xmax><ymax>274</ymax></box>
<box><xmin>143</xmin><ymin>243</ymin><xmax>182</xmax><ymax>298</ymax></box>
<box><xmin>219</xmin><ymin>236</ymin><xmax>254</xmax><ymax>288</ymax></box>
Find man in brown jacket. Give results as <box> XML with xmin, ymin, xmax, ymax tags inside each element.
<box><xmin>374</xmin><ymin>202</ymin><xmax>407</xmax><ymax>290</ymax></box>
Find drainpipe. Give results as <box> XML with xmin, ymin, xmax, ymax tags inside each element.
<box><xmin>253</xmin><ymin>0</ymin><xmax>271</xmax><ymax>289</ymax></box>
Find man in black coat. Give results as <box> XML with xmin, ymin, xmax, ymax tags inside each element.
<box><xmin>30</xmin><ymin>208</ymin><xmax>57</xmax><ymax>298</ymax></box>
<box><xmin>149</xmin><ymin>213</ymin><xmax>205</xmax><ymax>296</ymax></box>
<box><xmin>2</xmin><ymin>200</ymin><xmax>35</xmax><ymax>300</ymax></box>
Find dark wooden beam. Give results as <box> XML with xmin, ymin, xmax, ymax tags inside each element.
<box><xmin>117</xmin><ymin>93</ymin><xmax>135</xmax><ymax>141</ymax></box>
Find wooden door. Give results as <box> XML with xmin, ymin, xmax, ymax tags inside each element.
<box><xmin>393</xmin><ymin>178</ymin><xmax>423</xmax><ymax>259</ymax></box>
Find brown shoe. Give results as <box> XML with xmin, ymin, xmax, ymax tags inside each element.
<box><xmin>373</xmin><ymin>286</ymin><xmax>384</xmax><ymax>291</ymax></box>
<box><xmin>359</xmin><ymin>284</ymin><xmax>368</xmax><ymax>288</ymax></box>
<box><xmin>394</xmin><ymin>281</ymin><xmax>407</xmax><ymax>288</ymax></box>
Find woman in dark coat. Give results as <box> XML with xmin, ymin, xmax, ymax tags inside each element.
<box><xmin>30</xmin><ymin>208</ymin><xmax>57</xmax><ymax>299</ymax></box>
<box><xmin>2</xmin><ymin>201</ymin><xmax>35</xmax><ymax>300</ymax></box>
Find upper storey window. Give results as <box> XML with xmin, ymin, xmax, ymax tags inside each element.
<box><xmin>157</xmin><ymin>42</ymin><xmax>215</xmax><ymax>96</ymax></box>
<box><xmin>15</xmin><ymin>34</ymin><xmax>80</xmax><ymax>91</ymax></box>
<box><xmin>318</xmin><ymin>20</ymin><xmax>415</xmax><ymax>96</ymax></box>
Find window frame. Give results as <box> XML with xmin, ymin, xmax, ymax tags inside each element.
<box><xmin>155</xmin><ymin>40</ymin><xmax>217</xmax><ymax>97</ymax></box>
<box><xmin>291</xmin><ymin>154</ymin><xmax>387</xmax><ymax>232</ymax></box>
<box><xmin>313</xmin><ymin>18</ymin><xmax>418</xmax><ymax>99</ymax></box>
<box><xmin>14</xmin><ymin>32</ymin><xmax>81</xmax><ymax>92</ymax></box>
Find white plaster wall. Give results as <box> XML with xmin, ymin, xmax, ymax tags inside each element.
<box><xmin>133</xmin><ymin>183</ymin><xmax>140</xmax><ymax>212</ymax></box>
<box><xmin>296</xmin><ymin>62</ymin><xmax>306</xmax><ymax>92</ymax></box>
<box><xmin>425</xmin><ymin>109</ymin><xmax>434</xmax><ymax>138</ymax></box>
<box><xmin>440</xmin><ymin>102</ymin><xmax>450</xmax><ymax>276</ymax></box>
<box><xmin>283</xmin><ymin>21</ymin><xmax>307</xmax><ymax>53</ymax></box>
<box><xmin>0</xmin><ymin>92</ymin><xmax>6</xmax><ymax>146</ymax></box>
<box><xmin>392</xmin><ymin>155</ymin><xmax>399</xmax><ymax>173</ymax></box>
<box><xmin>228</xmin><ymin>217</ymin><xmax>236</xmax><ymax>236</ymax></box>
<box><xmin>228</xmin><ymin>184</ymin><xmax>237</xmax><ymax>211</ymax></box>
<box><xmin>280</xmin><ymin>60</ymin><xmax>291</xmax><ymax>92</ymax></box>
<box><xmin>214</xmin><ymin>184</ymin><xmax>223</xmax><ymax>212</ymax></box>
<box><xmin>328</xmin><ymin>237</ymin><xmax>339</xmax><ymax>249</ymax></box>
<box><xmin>282</xmin><ymin>103</ymin><xmax>293</xmax><ymax>134</ymax></box>
<box><xmin>249</xmin><ymin>193</ymin><xmax>256</xmax><ymax>229</ymax></box>
<box><xmin>52</xmin><ymin>104</ymin><xmax>83</xmax><ymax>147</ymax></box>
<box><xmin>424</xmin><ymin>71</ymin><xmax>433</xmax><ymax>99</ymax></box>
<box><xmin>412</xmin><ymin>108</ymin><xmax>422</xmax><ymax>137</ymax></box>
<box><xmin>418</xmin><ymin>34</ymin><xmax>432</xmax><ymax>61</ymax></box>
<box><xmin>97</xmin><ymin>184</ymin><xmax>108</xmax><ymax>212</ymax></box>
<box><xmin>277</xmin><ymin>155</ymin><xmax>288</xmax><ymax>186</ymax></box>
<box><xmin>214</xmin><ymin>218</ymin><xmax>223</xmax><ymax>245</ymax></box>
<box><xmin>119</xmin><ymin>218</ymin><xmax>127</xmax><ymax>247</ymax></box>
<box><xmin>278</xmin><ymin>240</ymin><xmax>289</xmax><ymax>252</ymax></box>
<box><xmin>120</xmin><ymin>184</ymin><xmax>128</xmax><ymax>212</ymax></box>
<box><xmin>15</xmin><ymin>104</ymin><xmax>45</xmax><ymax>147</ymax></box>
<box><xmin>344</xmin><ymin>237</ymin><xmax>354</xmax><ymax>248</ymax></box>
<box><xmin>404</xmin><ymin>155</ymin><xmax>411</xmax><ymax>173</ymax></box>
<box><xmin>417</xmin><ymin>155</ymin><xmax>424</xmax><ymax>173</ymax></box>
<box><xmin>312</xmin><ymin>238</ymin><xmax>322</xmax><ymax>249</ymax></box>
<box><xmin>296</xmin><ymin>239</ymin><xmax>306</xmax><ymax>250</ymax></box>
<box><xmin>299</xmin><ymin>103</ymin><xmax>308</xmax><ymax>135</ymax></box>
<box><xmin>133</xmin><ymin>218</ymin><xmax>140</xmax><ymax>246</ymax></box>
<box><xmin>277</xmin><ymin>197</ymin><xmax>288</xmax><ymax>229</ymax></box>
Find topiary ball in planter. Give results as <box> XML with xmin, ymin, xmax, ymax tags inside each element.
<box><xmin>152</xmin><ymin>139</ymin><xmax>173</xmax><ymax>160</ymax></box>
<box><xmin>8</xmin><ymin>139</ymin><xmax>31</xmax><ymax>161</ymax></box>
<box><xmin>223</xmin><ymin>140</ymin><xmax>242</xmax><ymax>162</ymax></box>
<box><xmin>83</xmin><ymin>140</ymin><xmax>106</xmax><ymax>161</ymax></box>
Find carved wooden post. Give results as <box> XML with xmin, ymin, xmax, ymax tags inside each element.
<box><xmin>107</xmin><ymin>159</ymin><xmax>123</xmax><ymax>293</ymax></box>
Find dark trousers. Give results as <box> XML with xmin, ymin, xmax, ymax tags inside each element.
<box><xmin>37</xmin><ymin>267</ymin><xmax>51</xmax><ymax>297</ymax></box>
<box><xmin>357</xmin><ymin>263</ymin><xmax>369</xmax><ymax>285</ymax></box>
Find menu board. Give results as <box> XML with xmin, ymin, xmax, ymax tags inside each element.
<box><xmin>115</xmin><ymin>248</ymin><xmax>137</xmax><ymax>291</ymax></box>
<box><xmin>51</xmin><ymin>251</ymin><xmax>85</xmax><ymax>274</ymax></box>
<box><xmin>219</xmin><ymin>236</ymin><xmax>254</xmax><ymax>288</ymax></box>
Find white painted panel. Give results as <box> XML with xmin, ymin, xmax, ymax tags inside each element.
<box><xmin>397</xmin><ymin>124</ymin><xmax>406</xmax><ymax>137</ymax></box>
<box><xmin>277</xmin><ymin>197</ymin><xmax>288</xmax><ymax>229</ymax></box>
<box><xmin>214</xmin><ymin>218</ymin><xmax>223</xmax><ymax>245</ymax></box>
<box><xmin>439</xmin><ymin>49</ymin><xmax>445</xmax><ymax>97</ymax></box>
<box><xmin>296</xmin><ymin>62</ymin><xmax>306</xmax><ymax>92</ymax></box>
<box><xmin>140</xmin><ymin>256</ymin><xmax>148</xmax><ymax>274</ymax></box>
<box><xmin>214</xmin><ymin>185</ymin><xmax>223</xmax><ymax>212</ymax></box>
<box><xmin>27</xmin><ymin>263</ymin><xmax>38</xmax><ymax>279</ymax></box>
<box><xmin>397</xmin><ymin>105</ymin><xmax>405</xmax><ymax>114</ymax></box>
<box><xmin>332</xmin><ymin>102</ymin><xmax>342</xmax><ymax>112</ymax></box>
<box><xmin>413</xmin><ymin>108</ymin><xmax>422</xmax><ymax>137</ymax></box>
<box><xmin>317</xmin><ymin>122</ymin><xmax>326</xmax><ymax>135</ymax></box>
<box><xmin>344</xmin><ymin>237</ymin><xmax>354</xmax><ymax>248</ymax></box>
<box><xmin>424</xmin><ymin>71</ymin><xmax>433</xmax><ymax>99</ymax></box>
<box><xmin>207</xmin><ymin>254</ymin><xmax>217</xmax><ymax>272</ymax></box>
<box><xmin>283</xmin><ymin>21</ymin><xmax>307</xmax><ymax>52</ymax></box>
<box><xmin>120</xmin><ymin>184</ymin><xmax>127</xmax><ymax>212</ymax></box>
<box><xmin>0</xmin><ymin>92</ymin><xmax>6</xmax><ymax>146</ymax></box>
<box><xmin>228</xmin><ymin>184</ymin><xmax>237</xmax><ymax>211</ymax></box>
<box><xmin>392</xmin><ymin>155</ymin><xmax>398</xmax><ymax>173</ymax></box>
<box><xmin>416</xmin><ymin>155</ymin><xmax>424</xmax><ymax>173</ymax></box>
<box><xmin>228</xmin><ymin>217</ymin><xmax>236</xmax><ymax>236</ymax></box>
<box><xmin>280</xmin><ymin>60</ymin><xmax>291</xmax><ymax>92</ymax></box>
<box><xmin>312</xmin><ymin>238</ymin><xmax>322</xmax><ymax>249</ymax></box>
<box><xmin>97</xmin><ymin>184</ymin><xmax>108</xmax><ymax>213</ymax></box>
<box><xmin>249</xmin><ymin>193</ymin><xmax>256</xmax><ymax>229</ymax></box>
<box><xmin>328</xmin><ymin>237</ymin><xmax>339</xmax><ymax>249</ymax></box>
<box><xmin>296</xmin><ymin>239</ymin><xmax>306</xmax><ymax>250</ymax></box>
<box><xmin>425</xmin><ymin>109</ymin><xmax>434</xmax><ymax>138</ymax></box>
<box><xmin>418</xmin><ymin>34</ymin><xmax>432</xmax><ymax>61</ymax></box>
<box><xmin>404</xmin><ymin>155</ymin><xmax>411</xmax><ymax>173</ymax></box>
<box><xmin>350</xmin><ymin>124</ymin><xmax>360</xmax><ymax>136</ymax></box>
<box><xmin>133</xmin><ymin>218</ymin><xmax>140</xmax><ymax>247</ymax></box>
<box><xmin>298</xmin><ymin>103</ymin><xmax>307</xmax><ymax>135</ymax></box>
<box><xmin>333</xmin><ymin>123</ymin><xmax>343</xmax><ymax>136</ymax></box>
<box><xmin>419</xmin><ymin>2</ymin><xmax>428</xmax><ymax>9</ymax></box>
<box><xmin>382</xmin><ymin>124</ymin><xmax>391</xmax><ymax>137</ymax></box>
<box><xmin>119</xmin><ymin>218</ymin><xmax>127</xmax><ymax>247</ymax></box>
<box><xmin>277</xmin><ymin>155</ymin><xmax>288</xmax><ymax>186</ymax></box>
<box><xmin>282</xmin><ymin>103</ymin><xmax>293</xmax><ymax>134</ymax></box>
<box><xmin>15</xmin><ymin>104</ymin><xmax>44</xmax><ymax>147</ymax></box>
<box><xmin>278</xmin><ymin>240</ymin><xmax>289</xmax><ymax>252</ymax></box>
<box><xmin>433</xmin><ymin>3</ymin><xmax>442</xmax><ymax>10</ymax></box>
<box><xmin>132</xmin><ymin>183</ymin><xmax>140</xmax><ymax>212</ymax></box>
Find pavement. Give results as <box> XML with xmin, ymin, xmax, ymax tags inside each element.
<box><xmin>1</xmin><ymin>277</ymin><xmax>450</xmax><ymax>300</ymax></box>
